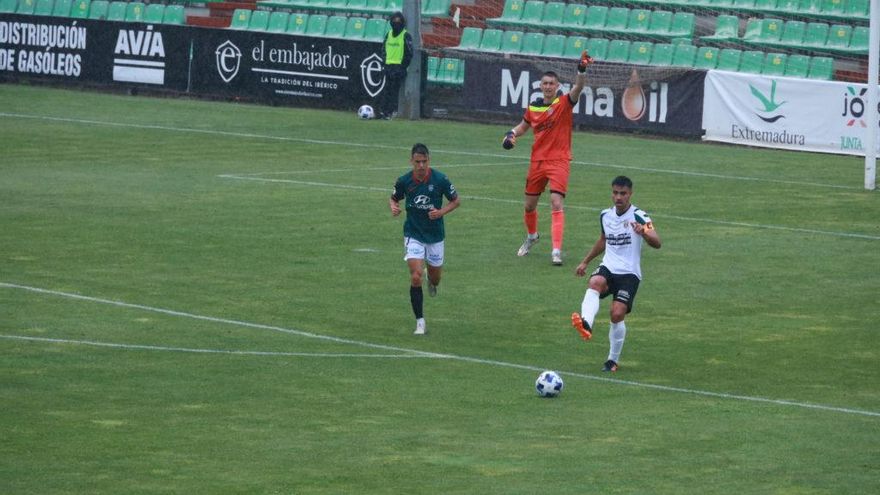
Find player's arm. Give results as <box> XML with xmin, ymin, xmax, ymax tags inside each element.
<box><xmin>575</xmin><ymin>233</ymin><xmax>606</xmax><ymax>277</ymax></box>
<box><xmin>632</xmin><ymin>221</ymin><xmax>661</xmax><ymax>249</ymax></box>
<box><xmin>569</xmin><ymin>51</ymin><xmax>593</xmax><ymax>104</ymax></box>
<box><xmin>502</xmin><ymin>119</ymin><xmax>531</xmax><ymax>149</ymax></box>
<box><xmin>389</xmin><ymin>182</ymin><xmax>404</xmax><ymax>217</ymax></box>
<box><xmin>428</xmin><ymin>195</ymin><xmax>460</xmax><ymax>220</ymax></box>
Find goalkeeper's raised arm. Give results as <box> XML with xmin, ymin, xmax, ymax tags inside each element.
<box><xmin>570</xmin><ymin>50</ymin><xmax>593</xmax><ymax>103</ymax></box>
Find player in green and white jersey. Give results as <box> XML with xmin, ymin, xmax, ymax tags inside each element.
<box><xmin>389</xmin><ymin>143</ymin><xmax>460</xmax><ymax>335</ymax></box>
<box><xmin>570</xmin><ymin>176</ymin><xmax>662</xmax><ymax>372</ymax></box>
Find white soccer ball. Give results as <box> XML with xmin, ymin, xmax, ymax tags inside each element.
<box><xmin>535</xmin><ymin>370</ymin><xmax>564</xmax><ymax>398</ymax></box>
<box><xmin>357</xmin><ymin>104</ymin><xmax>375</xmax><ymax>120</ymax></box>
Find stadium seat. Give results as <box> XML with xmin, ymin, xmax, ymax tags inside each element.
<box><xmin>626</xmin><ymin>9</ymin><xmax>652</xmax><ymax>34</ymax></box>
<box><xmin>542</xmin><ymin>2</ymin><xmax>565</xmax><ymax>27</ymax></box>
<box><xmin>606</xmin><ymin>39</ymin><xmax>631</xmax><ymax>62</ymax></box>
<box><xmin>69</xmin><ymin>0</ymin><xmax>89</xmax><ymax>18</ymax></box>
<box><xmin>513</xmin><ymin>1</ymin><xmax>544</xmax><ymax>28</ymax></box>
<box><xmin>479</xmin><ymin>28</ymin><xmax>503</xmax><ymax>51</ymax></box>
<box><xmin>542</xmin><ymin>34</ymin><xmax>566</xmax><ymax>57</ymax></box>
<box><xmin>267</xmin><ymin>12</ymin><xmax>289</xmax><ymax>33</ymax></box>
<box><xmin>0</xmin><ymin>0</ymin><xmax>16</xmax><ymax>12</ymax></box>
<box><xmin>845</xmin><ymin>0</ymin><xmax>868</xmax><ymax>17</ymax></box>
<box><xmin>489</xmin><ymin>0</ymin><xmax>524</xmax><ymax>27</ymax></box>
<box><xmin>16</xmin><ymin>0</ymin><xmax>35</xmax><ymax>13</ymax></box>
<box><xmin>107</xmin><ymin>0</ymin><xmax>125</xmax><ymax>20</ymax></box>
<box><xmin>163</xmin><ymin>5</ymin><xmax>184</xmax><ymax>24</ymax></box>
<box><xmin>775</xmin><ymin>20</ymin><xmax>806</xmax><ymax>48</ymax></box>
<box><xmin>87</xmin><ymin>0</ymin><xmax>107</xmax><ymax>19</ymax></box>
<box><xmin>325</xmin><ymin>15</ymin><xmax>348</xmax><ymax>37</ymax></box>
<box><xmin>144</xmin><ymin>3</ymin><xmax>164</xmax><ymax>24</ymax></box>
<box><xmin>559</xmin><ymin>3</ymin><xmax>586</xmax><ymax>30</ymax></box>
<box><xmin>125</xmin><ymin>2</ymin><xmax>144</xmax><ymax>22</ymax></box>
<box><xmin>424</xmin><ymin>0</ymin><xmax>451</xmax><ymax>17</ymax></box>
<box><xmin>325</xmin><ymin>0</ymin><xmax>347</xmax><ymax>12</ymax></box>
<box><xmin>671</xmin><ymin>43</ymin><xmax>697</xmax><ymax>67</ymax></box>
<box><xmin>701</xmin><ymin>14</ymin><xmax>739</xmax><ymax>43</ymax></box>
<box><xmin>516</xmin><ymin>32</ymin><xmax>542</xmax><ymax>55</ymax></box>
<box><xmin>33</xmin><ymin>0</ymin><xmax>53</xmax><ymax>15</ymax></box>
<box><xmin>650</xmin><ymin>43</ymin><xmax>674</xmax><ymax>66</ymax></box>
<box><xmin>648</xmin><ymin>10</ymin><xmax>673</xmax><ymax>37</ymax></box>
<box><xmin>287</xmin><ymin>13</ymin><xmax>309</xmax><ymax>35</ymax></box>
<box><xmin>694</xmin><ymin>46</ymin><xmax>719</xmax><ymax>69</ymax></box>
<box><xmin>784</xmin><ymin>54</ymin><xmax>810</xmax><ymax>78</ymax></box>
<box><xmin>717</xmin><ymin>48</ymin><xmax>743</xmax><ymax>71</ymax></box>
<box><xmin>847</xmin><ymin>26</ymin><xmax>868</xmax><ymax>54</ymax></box>
<box><xmin>802</xmin><ymin>22</ymin><xmax>829</xmax><ymax>47</ymax></box>
<box><xmin>825</xmin><ymin>24</ymin><xmax>852</xmax><ymax>50</ymax></box>
<box><xmin>774</xmin><ymin>0</ymin><xmax>800</xmax><ymax>14</ymax></box>
<box><xmin>762</xmin><ymin>52</ymin><xmax>787</xmax><ymax>75</ymax></box>
<box><xmin>51</xmin><ymin>0</ymin><xmax>71</xmax><ymax>15</ymax></box>
<box><xmin>457</xmin><ymin>27</ymin><xmax>482</xmax><ymax>50</ymax></box>
<box><xmin>229</xmin><ymin>9</ymin><xmax>251</xmax><ymax>29</ymax></box>
<box><xmin>668</xmin><ymin>12</ymin><xmax>695</xmax><ymax>39</ymax></box>
<box><xmin>603</xmin><ymin>8</ymin><xmax>630</xmax><ymax>35</ymax></box>
<box><xmin>751</xmin><ymin>0</ymin><xmax>776</xmax><ymax>12</ymax></box>
<box><xmin>808</xmin><ymin>56</ymin><xmax>833</xmax><ymax>79</ymax></box>
<box><xmin>344</xmin><ymin>16</ymin><xmax>366</xmax><ymax>39</ymax></box>
<box><xmin>744</xmin><ymin>18</ymin><xmax>783</xmax><ymax>44</ymax></box>
<box><xmin>363</xmin><ymin>18</ymin><xmax>387</xmax><ymax>41</ymax></box>
<box><xmin>799</xmin><ymin>0</ymin><xmax>822</xmax><ymax>15</ymax></box>
<box><xmin>582</xmin><ymin>6</ymin><xmax>609</xmax><ymax>34</ymax></box>
<box><xmin>439</xmin><ymin>57</ymin><xmax>462</xmax><ymax>84</ymax></box>
<box><xmin>585</xmin><ymin>37</ymin><xmax>610</xmax><ymax>60</ymax></box>
<box><xmin>427</xmin><ymin>56</ymin><xmax>439</xmax><ymax>82</ymax></box>
<box><xmin>347</xmin><ymin>0</ymin><xmax>368</xmax><ymax>13</ymax></box>
<box><xmin>500</xmin><ymin>30</ymin><xmax>525</xmax><ymax>53</ymax></box>
<box><xmin>305</xmin><ymin>14</ymin><xmax>328</xmax><ymax>36</ymax></box>
<box><xmin>820</xmin><ymin>0</ymin><xmax>844</xmax><ymax>16</ymax></box>
<box><xmin>363</xmin><ymin>0</ymin><xmax>385</xmax><ymax>12</ymax></box>
<box><xmin>564</xmin><ymin>36</ymin><xmax>589</xmax><ymax>58</ymax></box>
<box><xmin>628</xmin><ymin>41</ymin><xmax>653</xmax><ymax>65</ymax></box>
<box><xmin>739</xmin><ymin>50</ymin><xmax>765</xmax><ymax>73</ymax></box>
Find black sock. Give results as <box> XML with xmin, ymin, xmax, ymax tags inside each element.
<box><xmin>410</xmin><ymin>286</ymin><xmax>423</xmax><ymax>319</ymax></box>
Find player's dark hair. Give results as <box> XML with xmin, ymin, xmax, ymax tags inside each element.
<box><xmin>612</xmin><ymin>175</ymin><xmax>633</xmax><ymax>189</ymax></box>
<box><xmin>542</xmin><ymin>71</ymin><xmax>560</xmax><ymax>81</ymax></box>
<box><xmin>411</xmin><ymin>143</ymin><xmax>430</xmax><ymax>156</ymax></box>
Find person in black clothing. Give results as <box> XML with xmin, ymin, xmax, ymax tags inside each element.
<box><xmin>378</xmin><ymin>11</ymin><xmax>413</xmax><ymax>120</ymax></box>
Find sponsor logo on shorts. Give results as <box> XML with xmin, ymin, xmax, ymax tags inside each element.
<box><xmin>617</xmin><ymin>290</ymin><xmax>630</xmax><ymax>301</ymax></box>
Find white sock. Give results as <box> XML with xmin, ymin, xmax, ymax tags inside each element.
<box><xmin>581</xmin><ymin>289</ymin><xmax>600</xmax><ymax>328</ymax></box>
<box><xmin>608</xmin><ymin>321</ymin><xmax>627</xmax><ymax>362</ymax></box>
<box><xmin>528</xmin><ymin>232</ymin><xmax>539</xmax><ymax>240</ymax></box>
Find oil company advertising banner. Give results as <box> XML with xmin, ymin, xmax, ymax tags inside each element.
<box><xmin>0</xmin><ymin>14</ymin><xmax>189</xmax><ymax>90</ymax></box>
<box><xmin>463</xmin><ymin>57</ymin><xmax>706</xmax><ymax>136</ymax></box>
<box><xmin>190</xmin><ymin>29</ymin><xmax>383</xmax><ymax>108</ymax></box>
<box><xmin>703</xmin><ymin>70</ymin><xmax>876</xmax><ymax>155</ymax></box>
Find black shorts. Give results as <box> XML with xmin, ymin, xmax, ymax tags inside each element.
<box><xmin>592</xmin><ymin>265</ymin><xmax>641</xmax><ymax>313</ymax></box>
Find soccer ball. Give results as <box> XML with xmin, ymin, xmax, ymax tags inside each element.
<box><xmin>357</xmin><ymin>104</ymin><xmax>375</xmax><ymax>120</ymax></box>
<box><xmin>535</xmin><ymin>370</ymin><xmax>564</xmax><ymax>398</ymax></box>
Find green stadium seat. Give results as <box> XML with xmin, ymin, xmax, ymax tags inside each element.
<box><xmin>650</xmin><ymin>43</ymin><xmax>674</xmax><ymax>65</ymax></box>
<box><xmin>287</xmin><ymin>13</ymin><xmax>309</xmax><ymax>35</ymax></box>
<box><xmin>606</xmin><ymin>39</ymin><xmax>631</xmax><ymax>62</ymax></box>
<box><xmin>820</xmin><ymin>0</ymin><xmax>844</xmax><ymax>16</ymax></box>
<box><xmin>762</xmin><ymin>52</ymin><xmax>787</xmax><ymax>75</ymax></box>
<box><xmin>439</xmin><ymin>57</ymin><xmax>462</xmax><ymax>84</ymax></box>
<box><xmin>564</xmin><ymin>36</ymin><xmax>589</xmax><ymax>57</ymax></box>
<box><xmin>626</xmin><ymin>9</ymin><xmax>652</xmax><ymax>34</ymax></box>
<box><xmin>33</xmin><ymin>0</ymin><xmax>53</xmax><ymax>15</ymax></box>
<box><xmin>51</xmin><ymin>0</ymin><xmax>71</xmax><ymax>16</ymax></box>
<box><xmin>741</xmin><ymin>18</ymin><xmax>761</xmax><ymax>41</ymax></box>
<box><xmin>585</xmin><ymin>37</ymin><xmax>609</xmax><ymax>60</ymax></box>
<box><xmin>69</xmin><ymin>0</ymin><xmax>89</xmax><ymax>18</ymax></box>
<box><xmin>648</xmin><ymin>11</ymin><xmax>673</xmax><ymax>37</ymax></box>
<box><xmin>701</xmin><ymin>14</ymin><xmax>739</xmax><ymax>42</ymax></box>
<box><xmin>325</xmin><ymin>0</ymin><xmax>347</xmax><ymax>12</ymax></box>
<box><xmin>668</xmin><ymin>12</ymin><xmax>695</xmax><ymax>38</ymax></box>
<box><xmin>731</xmin><ymin>0</ymin><xmax>755</xmax><ymax>8</ymax></box>
<box><xmin>501</xmin><ymin>30</ymin><xmax>525</xmax><ymax>53</ymax></box>
<box><xmin>717</xmin><ymin>48</ymin><xmax>743</xmax><ymax>71</ymax></box>
<box><xmin>671</xmin><ymin>43</ymin><xmax>697</xmax><ymax>67</ymax></box>
<box><xmin>774</xmin><ymin>0</ymin><xmax>800</xmax><ymax>14</ymax></box>
<box><xmin>87</xmin><ymin>0</ymin><xmax>107</xmax><ymax>19</ymax></box>
<box><xmin>542</xmin><ymin>34</ymin><xmax>566</xmax><ymax>57</ymax></box>
<box><xmin>347</xmin><ymin>0</ymin><xmax>368</xmax><ymax>13</ymax></box>
<box><xmin>847</xmin><ymin>26</ymin><xmax>868</xmax><ymax>54</ymax></box>
<box><xmin>776</xmin><ymin>20</ymin><xmax>806</xmax><ymax>48</ymax></box>
<box><xmin>845</xmin><ymin>0</ymin><xmax>868</xmax><ymax>17</ymax></box>
<box><xmin>344</xmin><ymin>16</ymin><xmax>366</xmax><ymax>39</ymax></box>
<box><xmin>751</xmin><ymin>0</ymin><xmax>776</xmax><ymax>12</ymax></box>
<box><xmin>455</xmin><ymin>58</ymin><xmax>465</xmax><ymax>85</ymax></box>
<box><xmin>582</xmin><ymin>6</ymin><xmax>609</xmax><ymax>34</ymax></box>
<box><xmin>385</xmin><ymin>0</ymin><xmax>402</xmax><ymax>13</ymax></box>
<box><xmin>125</xmin><ymin>1</ymin><xmax>144</xmax><ymax>22</ymax></box>
<box><xmin>803</xmin><ymin>22</ymin><xmax>829</xmax><ymax>47</ymax></box>
<box><xmin>694</xmin><ymin>46</ymin><xmax>719</xmax><ymax>69</ymax></box>
<box><xmin>422</xmin><ymin>0</ymin><xmax>450</xmax><ymax>17</ymax></box>
<box><xmin>229</xmin><ymin>9</ymin><xmax>251</xmax><ymax>29</ymax></box>
<box><xmin>305</xmin><ymin>14</ymin><xmax>328</xmax><ymax>36</ymax></box>
<box><xmin>489</xmin><ymin>0</ymin><xmax>524</xmax><ymax>27</ymax></box>
<box><xmin>363</xmin><ymin>18</ymin><xmax>387</xmax><ymax>41</ymax></box>
<box><xmin>744</xmin><ymin>18</ymin><xmax>783</xmax><ymax>44</ymax></box>
<box><xmin>542</xmin><ymin>2</ymin><xmax>565</xmax><ymax>27</ymax></box>
<box><xmin>457</xmin><ymin>27</ymin><xmax>482</xmax><ymax>50</ymax></box>
<box><xmin>16</xmin><ymin>0</ymin><xmax>36</xmax><ymax>14</ymax></box>
<box><xmin>515</xmin><ymin>1</ymin><xmax>545</xmax><ymax>27</ymax></box>
<box><xmin>363</xmin><ymin>0</ymin><xmax>385</xmax><ymax>12</ymax></box>
<box><xmin>308</xmin><ymin>0</ymin><xmax>329</xmax><ymax>9</ymax></box>
<box><xmin>325</xmin><ymin>15</ymin><xmax>348</xmax><ymax>37</ymax></box>
<box><xmin>427</xmin><ymin>56</ymin><xmax>439</xmax><ymax>82</ymax></box>
<box><xmin>0</xmin><ymin>0</ymin><xmax>16</xmax><ymax>12</ymax></box>
<box><xmin>560</xmin><ymin>3</ymin><xmax>586</xmax><ymax>29</ymax></box>
<box><xmin>267</xmin><ymin>12</ymin><xmax>289</xmax><ymax>33</ymax></box>
<box><xmin>479</xmin><ymin>28</ymin><xmax>503</xmax><ymax>51</ymax></box>
<box><xmin>825</xmin><ymin>24</ymin><xmax>852</xmax><ymax>50</ymax></box>
<box><xmin>739</xmin><ymin>50</ymin><xmax>765</xmax><ymax>73</ymax></box>
<box><xmin>144</xmin><ymin>3</ymin><xmax>164</xmax><ymax>23</ymax></box>
<box><xmin>520</xmin><ymin>32</ymin><xmax>545</xmax><ymax>55</ymax></box>
<box><xmin>799</xmin><ymin>0</ymin><xmax>822</xmax><ymax>14</ymax></box>
<box><xmin>784</xmin><ymin>54</ymin><xmax>810</xmax><ymax>78</ymax></box>
<box><xmin>106</xmin><ymin>0</ymin><xmax>125</xmax><ymax>20</ymax></box>
<box><xmin>808</xmin><ymin>56</ymin><xmax>833</xmax><ymax>79</ymax></box>
<box><xmin>603</xmin><ymin>7</ymin><xmax>630</xmax><ymax>35</ymax></box>
<box><xmin>163</xmin><ymin>5</ymin><xmax>184</xmax><ymax>24</ymax></box>
<box><xmin>628</xmin><ymin>41</ymin><xmax>653</xmax><ymax>65</ymax></box>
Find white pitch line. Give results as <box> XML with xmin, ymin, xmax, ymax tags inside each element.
<box><xmin>3</xmin><ymin>281</ymin><xmax>879</xmax><ymax>418</ymax></box>
<box><xmin>218</xmin><ymin>174</ymin><xmax>880</xmax><ymax>241</ymax></box>
<box><xmin>0</xmin><ymin>112</ymin><xmax>862</xmax><ymax>190</ymax></box>
<box><xmin>0</xmin><ymin>334</ymin><xmax>438</xmax><ymax>359</ymax></box>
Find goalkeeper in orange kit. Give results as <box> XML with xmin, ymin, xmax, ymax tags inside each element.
<box><xmin>502</xmin><ymin>51</ymin><xmax>593</xmax><ymax>265</ymax></box>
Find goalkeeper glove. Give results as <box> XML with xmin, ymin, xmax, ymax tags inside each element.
<box><xmin>502</xmin><ymin>131</ymin><xmax>515</xmax><ymax>150</ymax></box>
<box><xmin>577</xmin><ymin>50</ymin><xmax>594</xmax><ymax>73</ymax></box>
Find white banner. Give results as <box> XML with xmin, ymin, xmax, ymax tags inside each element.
<box><xmin>702</xmin><ymin>70</ymin><xmax>877</xmax><ymax>156</ymax></box>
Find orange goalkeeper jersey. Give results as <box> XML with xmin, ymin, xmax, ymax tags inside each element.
<box><xmin>523</xmin><ymin>93</ymin><xmax>575</xmax><ymax>161</ymax></box>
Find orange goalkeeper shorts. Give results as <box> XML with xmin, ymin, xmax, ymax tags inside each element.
<box><xmin>524</xmin><ymin>159</ymin><xmax>571</xmax><ymax>196</ymax></box>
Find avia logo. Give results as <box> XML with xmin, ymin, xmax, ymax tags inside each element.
<box><xmin>842</xmin><ymin>86</ymin><xmax>868</xmax><ymax>127</ymax></box>
<box><xmin>360</xmin><ymin>53</ymin><xmax>385</xmax><ymax>97</ymax></box>
<box><xmin>215</xmin><ymin>40</ymin><xmax>241</xmax><ymax>83</ymax></box>
<box><xmin>112</xmin><ymin>26</ymin><xmax>166</xmax><ymax>85</ymax></box>
<box><xmin>749</xmin><ymin>79</ymin><xmax>786</xmax><ymax>123</ymax></box>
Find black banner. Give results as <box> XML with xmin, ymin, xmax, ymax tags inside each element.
<box><xmin>463</xmin><ymin>57</ymin><xmax>706</xmax><ymax>137</ymax></box>
<box><xmin>190</xmin><ymin>29</ymin><xmax>384</xmax><ymax>109</ymax></box>
<box><xmin>0</xmin><ymin>13</ymin><xmax>190</xmax><ymax>90</ymax></box>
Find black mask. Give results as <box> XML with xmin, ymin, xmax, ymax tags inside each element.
<box><xmin>391</xmin><ymin>19</ymin><xmax>404</xmax><ymax>34</ymax></box>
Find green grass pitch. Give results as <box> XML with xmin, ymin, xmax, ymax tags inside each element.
<box><xmin>1</xmin><ymin>84</ymin><xmax>878</xmax><ymax>494</ymax></box>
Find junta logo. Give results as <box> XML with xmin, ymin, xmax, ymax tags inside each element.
<box><xmin>215</xmin><ymin>40</ymin><xmax>241</xmax><ymax>83</ymax></box>
<box><xmin>842</xmin><ymin>86</ymin><xmax>868</xmax><ymax>127</ymax></box>
<box><xmin>360</xmin><ymin>53</ymin><xmax>384</xmax><ymax>97</ymax></box>
<box><xmin>749</xmin><ymin>79</ymin><xmax>786</xmax><ymax>123</ymax></box>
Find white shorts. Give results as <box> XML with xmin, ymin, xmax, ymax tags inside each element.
<box><xmin>404</xmin><ymin>237</ymin><xmax>444</xmax><ymax>267</ymax></box>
